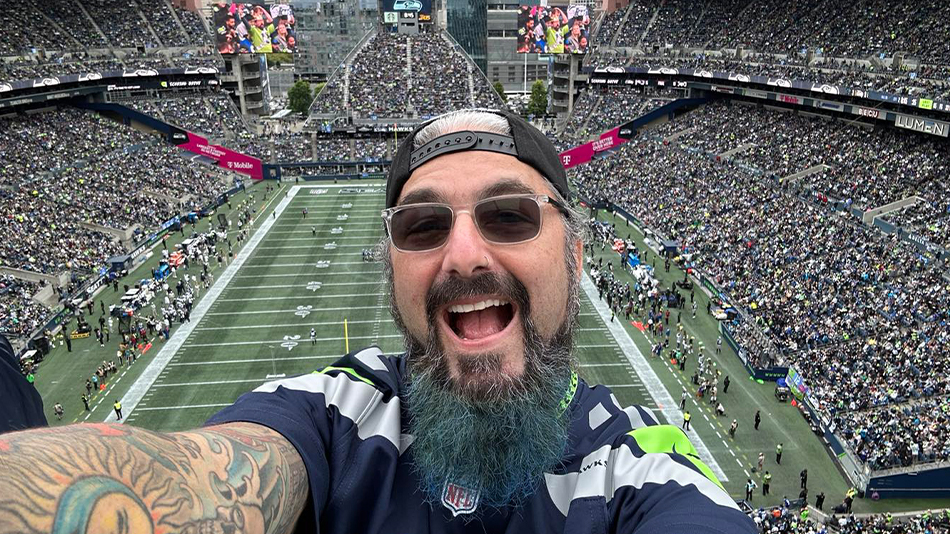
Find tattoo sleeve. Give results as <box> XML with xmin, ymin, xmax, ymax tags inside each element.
<box><xmin>0</xmin><ymin>422</ymin><xmax>309</xmax><ymax>534</ymax></box>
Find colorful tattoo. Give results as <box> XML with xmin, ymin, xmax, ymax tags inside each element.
<box><xmin>0</xmin><ymin>422</ymin><xmax>308</xmax><ymax>534</ymax></box>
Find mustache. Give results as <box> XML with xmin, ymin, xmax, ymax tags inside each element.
<box><xmin>424</xmin><ymin>271</ymin><xmax>531</xmax><ymax>324</ymax></box>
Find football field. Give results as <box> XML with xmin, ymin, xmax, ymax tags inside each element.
<box><xmin>118</xmin><ymin>185</ymin><xmax>660</xmax><ymax>443</ymax></box>
<box><xmin>40</xmin><ymin>183</ymin><xmax>950</xmax><ymax>511</ymax></box>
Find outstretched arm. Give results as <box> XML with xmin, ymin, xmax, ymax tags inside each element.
<box><xmin>0</xmin><ymin>422</ymin><xmax>308</xmax><ymax>534</ymax></box>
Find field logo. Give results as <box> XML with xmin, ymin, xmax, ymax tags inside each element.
<box><xmin>441</xmin><ymin>481</ymin><xmax>479</xmax><ymax>517</ymax></box>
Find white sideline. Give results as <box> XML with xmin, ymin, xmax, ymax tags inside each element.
<box><xmin>108</xmin><ymin>186</ymin><xmax>300</xmax><ymax>423</ymax></box>
<box><xmin>580</xmin><ymin>274</ymin><xmax>728</xmax><ymax>481</ymax></box>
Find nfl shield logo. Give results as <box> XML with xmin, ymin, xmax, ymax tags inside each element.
<box><xmin>441</xmin><ymin>480</ymin><xmax>480</xmax><ymax>517</ymax></box>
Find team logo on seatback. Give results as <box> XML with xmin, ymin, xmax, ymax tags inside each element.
<box><xmin>441</xmin><ymin>480</ymin><xmax>480</xmax><ymax>517</ymax></box>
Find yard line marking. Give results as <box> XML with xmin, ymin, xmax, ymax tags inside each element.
<box><xmin>136</xmin><ymin>403</ymin><xmax>233</xmax><ymax>412</ymax></box>
<box><xmin>168</xmin><ymin>354</ymin><xmax>347</xmax><ymax>366</ymax></box>
<box><xmin>265</xmin><ymin>232</ymin><xmax>384</xmax><ymax>237</ymax></box>
<box><xmin>577</xmin><ymin>344</ymin><xmax>620</xmax><ymax>348</ymax></box>
<box><xmin>735</xmin><ymin>458</ymin><xmax>743</xmax><ymax>467</ymax></box>
<box><xmin>232</xmin><ymin>272</ymin><xmax>380</xmax><ymax>279</ymax></box>
<box><xmin>109</xmin><ymin>184</ymin><xmax>295</xmax><ymax>423</ymax></box>
<box><xmin>248</xmin><ymin>253</ymin><xmax>370</xmax><ymax>259</ymax></box>
<box><xmin>603</xmin><ymin>384</ymin><xmax>646</xmax><ymax>388</ymax></box>
<box><xmin>195</xmin><ymin>319</ymin><xmax>382</xmax><ymax>331</ymax></box>
<box><xmin>154</xmin><ymin>378</ymin><xmax>270</xmax><ymax>387</ymax></box>
<box><xmin>207</xmin><ymin>302</ymin><xmax>386</xmax><ymax>315</ymax></box>
<box><xmin>730</xmin><ymin>450</ymin><xmax>737</xmax><ymax>457</ymax></box>
<box><xmin>182</xmin><ymin>334</ymin><xmax>403</xmax><ymax>348</ymax></box>
<box><xmin>225</xmin><ymin>281</ymin><xmax>384</xmax><ymax>290</ymax></box>
<box><xmin>579</xmin><ymin>363</ymin><xmax>631</xmax><ymax>368</ymax></box>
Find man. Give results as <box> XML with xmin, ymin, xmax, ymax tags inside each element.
<box><xmin>53</xmin><ymin>403</ymin><xmax>64</xmax><ymax>421</ymax></box>
<box><xmin>762</xmin><ymin>471</ymin><xmax>771</xmax><ymax>495</ymax></box>
<box><xmin>682</xmin><ymin>410</ymin><xmax>691</xmax><ymax>430</ymax></box>
<box><xmin>0</xmin><ymin>109</ymin><xmax>754</xmax><ymax>533</ymax></box>
<box><xmin>754</xmin><ymin>409</ymin><xmax>761</xmax><ymax>430</ymax></box>
<box><xmin>80</xmin><ymin>393</ymin><xmax>90</xmax><ymax>412</ymax></box>
<box><xmin>800</xmin><ymin>468</ymin><xmax>807</xmax><ymax>489</ymax></box>
<box><xmin>113</xmin><ymin>399</ymin><xmax>122</xmax><ymax>420</ymax></box>
<box><xmin>776</xmin><ymin>443</ymin><xmax>783</xmax><ymax>464</ymax></box>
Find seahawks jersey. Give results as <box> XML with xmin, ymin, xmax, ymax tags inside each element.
<box><xmin>206</xmin><ymin>346</ymin><xmax>756</xmax><ymax>533</ymax></box>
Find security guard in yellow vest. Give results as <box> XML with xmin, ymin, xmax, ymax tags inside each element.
<box><xmin>113</xmin><ymin>400</ymin><xmax>122</xmax><ymax>420</ymax></box>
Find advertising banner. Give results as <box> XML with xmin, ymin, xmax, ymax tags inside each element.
<box><xmin>173</xmin><ymin>130</ymin><xmax>263</xmax><ymax>179</ymax></box>
<box><xmin>894</xmin><ymin>114</ymin><xmax>949</xmax><ymax>137</ymax></box>
<box><xmin>559</xmin><ymin>142</ymin><xmax>593</xmax><ymax>169</ymax></box>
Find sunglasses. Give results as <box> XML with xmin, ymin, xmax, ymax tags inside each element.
<box><xmin>382</xmin><ymin>194</ymin><xmax>569</xmax><ymax>252</ymax></box>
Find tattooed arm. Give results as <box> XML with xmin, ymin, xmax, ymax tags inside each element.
<box><xmin>0</xmin><ymin>422</ymin><xmax>308</xmax><ymax>534</ymax></box>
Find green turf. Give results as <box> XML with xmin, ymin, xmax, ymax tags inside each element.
<box><xmin>34</xmin><ymin>184</ymin><xmax>949</xmax><ymax>514</ymax></box>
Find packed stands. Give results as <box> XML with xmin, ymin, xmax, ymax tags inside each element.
<box><xmin>0</xmin><ymin>276</ymin><xmax>50</xmax><ymax>339</ymax></box>
<box><xmin>567</xmin><ymin>95</ymin><xmax>950</xmax><ymax>469</ymax></box>
<box><xmin>0</xmin><ymin>108</ymin><xmax>233</xmax><ymax>281</ymax></box>
<box><xmin>310</xmin><ymin>29</ymin><xmax>504</xmax><ymax>120</ymax></box>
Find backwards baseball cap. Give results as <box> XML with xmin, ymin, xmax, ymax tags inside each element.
<box><xmin>386</xmin><ymin>109</ymin><xmax>569</xmax><ymax>208</ymax></box>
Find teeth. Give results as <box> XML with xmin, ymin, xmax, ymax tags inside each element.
<box><xmin>448</xmin><ymin>299</ymin><xmax>508</xmax><ymax>314</ymax></box>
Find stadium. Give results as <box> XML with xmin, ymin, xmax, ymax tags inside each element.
<box><xmin>0</xmin><ymin>0</ymin><xmax>948</xmax><ymax>532</ymax></box>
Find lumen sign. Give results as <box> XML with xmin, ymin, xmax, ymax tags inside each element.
<box><xmin>894</xmin><ymin>114</ymin><xmax>949</xmax><ymax>137</ymax></box>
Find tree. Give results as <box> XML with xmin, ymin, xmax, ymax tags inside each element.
<box><xmin>526</xmin><ymin>79</ymin><xmax>547</xmax><ymax>117</ymax></box>
<box><xmin>288</xmin><ymin>80</ymin><xmax>315</xmax><ymax>114</ymax></box>
<box><xmin>492</xmin><ymin>81</ymin><xmax>508</xmax><ymax>104</ymax></box>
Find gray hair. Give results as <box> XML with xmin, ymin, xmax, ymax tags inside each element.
<box><xmin>413</xmin><ymin>110</ymin><xmax>511</xmax><ymax>148</ymax></box>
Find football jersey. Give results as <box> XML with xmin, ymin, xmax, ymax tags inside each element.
<box><xmin>206</xmin><ymin>346</ymin><xmax>756</xmax><ymax>533</ymax></box>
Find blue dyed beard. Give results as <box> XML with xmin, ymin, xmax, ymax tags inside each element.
<box><xmin>402</xmin><ymin>271</ymin><xmax>577</xmax><ymax>512</ymax></box>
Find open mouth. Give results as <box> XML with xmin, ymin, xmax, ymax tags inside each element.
<box><xmin>443</xmin><ymin>298</ymin><xmax>516</xmax><ymax>342</ymax></box>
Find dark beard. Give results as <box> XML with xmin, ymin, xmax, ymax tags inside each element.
<box><xmin>392</xmin><ymin>270</ymin><xmax>580</xmax><ymax>510</ymax></box>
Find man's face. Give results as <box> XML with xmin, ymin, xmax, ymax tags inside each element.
<box><xmin>389</xmin><ymin>150</ymin><xmax>581</xmax><ymax>400</ymax></box>
<box><xmin>226</xmin><ymin>17</ymin><xmax>235</xmax><ymax>29</ymax></box>
<box><xmin>388</xmin><ymin>145</ymin><xmax>583</xmax><ymax>508</ymax></box>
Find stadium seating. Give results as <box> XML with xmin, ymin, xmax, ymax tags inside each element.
<box><xmin>310</xmin><ymin>29</ymin><xmax>504</xmax><ymax>120</ymax></box>
<box><xmin>566</xmin><ymin>91</ymin><xmax>950</xmax><ymax>469</ymax></box>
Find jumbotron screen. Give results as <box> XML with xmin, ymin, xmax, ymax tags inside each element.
<box><xmin>213</xmin><ymin>2</ymin><xmax>296</xmax><ymax>54</ymax></box>
<box><xmin>517</xmin><ymin>4</ymin><xmax>590</xmax><ymax>54</ymax></box>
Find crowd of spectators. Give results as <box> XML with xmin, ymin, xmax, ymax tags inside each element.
<box><xmin>884</xmin><ymin>180</ymin><xmax>950</xmax><ymax>248</ymax></box>
<box><xmin>345</xmin><ymin>31</ymin><xmax>410</xmax><ymax>118</ymax></box>
<box><xmin>647</xmin><ymin>101</ymin><xmax>949</xmax><ymax>210</ymax></box>
<box><xmin>310</xmin><ymin>29</ymin><xmax>503</xmax><ymax>120</ymax></box>
<box><xmin>0</xmin><ymin>0</ymin><xmax>215</xmax><ymax>85</ymax></box>
<box><xmin>567</xmin><ymin>94</ymin><xmax>950</xmax><ymax>470</ymax></box>
<box><xmin>128</xmin><ymin>96</ymin><xmax>227</xmax><ymax>140</ymax></box>
<box><xmin>0</xmin><ymin>108</ymin><xmax>233</xmax><ymax>281</ymax></box>
<box><xmin>0</xmin><ymin>276</ymin><xmax>50</xmax><ymax>339</ymax></box>
<box><xmin>750</xmin><ymin>505</ymin><xmax>950</xmax><ymax>533</ymax></box>
<box><xmin>604</xmin><ymin>0</ymin><xmax>950</xmax><ymax>66</ymax></box>
<box><xmin>611</xmin><ymin>0</ymin><xmax>660</xmax><ymax>48</ymax></box>
<box><xmin>408</xmin><ymin>33</ymin><xmax>471</xmax><ymax>117</ymax></box>
<box><xmin>610</xmin><ymin>53</ymin><xmax>950</xmax><ymax>102</ymax></box>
